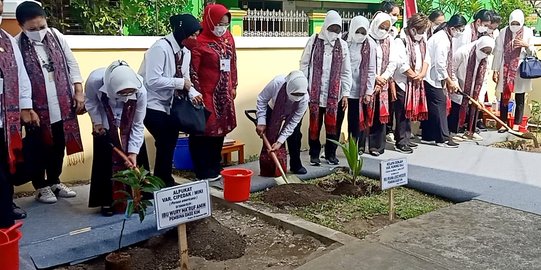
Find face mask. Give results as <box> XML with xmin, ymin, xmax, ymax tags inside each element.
<box><xmin>288</xmin><ymin>93</ymin><xmax>304</xmax><ymax>102</ymax></box>
<box><xmin>182</xmin><ymin>37</ymin><xmax>198</xmax><ymax>50</ymax></box>
<box><xmin>476</xmin><ymin>50</ymin><xmax>488</xmax><ymax>60</ymax></box>
<box><xmin>25</xmin><ymin>28</ymin><xmax>48</xmax><ymax>42</ymax></box>
<box><xmin>451</xmin><ymin>28</ymin><xmax>463</xmax><ymax>38</ymax></box>
<box><xmin>326</xmin><ymin>30</ymin><xmax>340</xmax><ymax>42</ymax></box>
<box><xmin>487</xmin><ymin>28</ymin><xmax>494</xmax><ymax>34</ymax></box>
<box><xmin>432</xmin><ymin>24</ymin><xmax>440</xmax><ymax>31</ymax></box>
<box><xmin>373</xmin><ymin>28</ymin><xmax>389</xmax><ymax>40</ymax></box>
<box><xmin>212</xmin><ymin>25</ymin><xmax>227</xmax><ymax>37</ymax></box>
<box><xmin>353</xmin><ymin>33</ymin><xmax>367</xmax><ymax>43</ymax></box>
<box><xmin>477</xmin><ymin>25</ymin><xmax>488</xmax><ymax>33</ymax></box>
<box><xmin>0</xmin><ymin>16</ymin><xmax>3</xmax><ymax>26</ymax></box>
<box><xmin>391</xmin><ymin>16</ymin><xmax>398</xmax><ymax>25</ymax></box>
<box><xmin>510</xmin><ymin>25</ymin><xmax>521</xmax><ymax>33</ymax></box>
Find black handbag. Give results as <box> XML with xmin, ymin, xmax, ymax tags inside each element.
<box><xmin>170</xmin><ymin>94</ymin><xmax>210</xmax><ymax>135</ymax></box>
<box><xmin>519</xmin><ymin>55</ymin><xmax>541</xmax><ymax>79</ymax></box>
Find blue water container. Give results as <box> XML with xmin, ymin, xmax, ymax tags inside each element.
<box><xmin>173</xmin><ymin>137</ymin><xmax>193</xmax><ymax>170</ymax></box>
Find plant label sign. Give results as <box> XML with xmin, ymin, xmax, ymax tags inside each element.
<box><xmin>154</xmin><ymin>180</ymin><xmax>211</xmax><ymax>230</ymax></box>
<box><xmin>380</xmin><ymin>158</ymin><xmax>408</xmax><ymax>190</ymax></box>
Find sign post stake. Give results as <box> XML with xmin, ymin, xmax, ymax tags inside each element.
<box><xmin>388</xmin><ymin>188</ymin><xmax>394</xmax><ymax>221</ymax></box>
<box><xmin>178</xmin><ymin>223</ymin><xmax>190</xmax><ymax>270</ymax></box>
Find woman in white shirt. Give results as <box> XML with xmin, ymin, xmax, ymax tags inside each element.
<box><xmin>366</xmin><ymin>12</ymin><xmax>398</xmax><ymax>156</ymax></box>
<box><xmin>300</xmin><ymin>10</ymin><xmax>352</xmax><ymax>166</ymax></box>
<box><xmin>393</xmin><ymin>13</ymin><xmax>430</xmax><ymax>154</ymax></box>
<box><xmin>492</xmin><ymin>9</ymin><xmax>535</xmax><ymax>132</ymax></box>
<box><xmin>450</xmin><ymin>37</ymin><xmax>495</xmax><ymax>141</ymax></box>
<box><xmin>345</xmin><ymin>15</ymin><xmax>377</xmax><ymax>153</ymax></box>
<box><xmin>85</xmin><ymin>60</ymin><xmax>147</xmax><ymax>216</ymax></box>
<box><xmin>423</xmin><ymin>14</ymin><xmax>466</xmax><ymax>148</ymax></box>
<box><xmin>427</xmin><ymin>10</ymin><xmax>445</xmax><ymax>40</ymax></box>
<box><xmin>452</xmin><ymin>9</ymin><xmax>493</xmax><ymax>53</ymax></box>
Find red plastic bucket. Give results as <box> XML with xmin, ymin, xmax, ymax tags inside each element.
<box><xmin>221</xmin><ymin>168</ymin><xmax>253</xmax><ymax>202</ymax></box>
<box><xmin>0</xmin><ymin>223</ymin><xmax>23</xmax><ymax>270</ymax></box>
<box><xmin>508</xmin><ymin>116</ymin><xmax>528</xmax><ymax>132</ymax></box>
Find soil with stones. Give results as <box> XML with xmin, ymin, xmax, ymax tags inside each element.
<box><xmin>261</xmin><ymin>183</ymin><xmax>339</xmax><ymax>208</ymax></box>
<box><xmin>329</xmin><ymin>181</ymin><xmax>381</xmax><ymax>197</ymax></box>
<box><xmin>342</xmin><ymin>215</ymin><xmax>398</xmax><ymax>238</ymax></box>
<box><xmin>492</xmin><ymin>139</ymin><xmax>541</xmax><ymax>153</ymax></box>
<box><xmin>54</xmin><ymin>205</ymin><xmax>331</xmax><ymax>270</ymax></box>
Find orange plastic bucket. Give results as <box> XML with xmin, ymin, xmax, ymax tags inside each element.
<box><xmin>221</xmin><ymin>168</ymin><xmax>253</xmax><ymax>202</ymax></box>
<box><xmin>0</xmin><ymin>223</ymin><xmax>23</xmax><ymax>270</ymax></box>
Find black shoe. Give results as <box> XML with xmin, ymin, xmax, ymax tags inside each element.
<box><xmin>395</xmin><ymin>145</ymin><xmax>413</xmax><ymax>154</ymax></box>
<box><xmin>440</xmin><ymin>139</ymin><xmax>459</xmax><ymax>148</ymax></box>
<box><xmin>358</xmin><ymin>148</ymin><xmax>365</xmax><ymax>154</ymax></box>
<box><xmin>407</xmin><ymin>142</ymin><xmax>418</xmax><ymax>149</ymax></box>
<box><xmin>476</xmin><ymin>120</ymin><xmax>488</xmax><ymax>132</ymax></box>
<box><xmin>310</xmin><ymin>157</ymin><xmax>321</xmax><ymax>166</ymax></box>
<box><xmin>326</xmin><ymin>157</ymin><xmax>339</xmax><ymax>165</ymax></box>
<box><xmin>12</xmin><ymin>203</ymin><xmax>27</xmax><ymax>220</ymax></box>
<box><xmin>458</xmin><ymin>126</ymin><xmax>466</xmax><ymax>133</ymax></box>
<box><xmin>369</xmin><ymin>149</ymin><xmax>381</xmax><ymax>157</ymax></box>
<box><xmin>291</xmin><ymin>167</ymin><xmax>307</xmax><ymax>175</ymax></box>
<box><xmin>101</xmin><ymin>206</ymin><xmax>114</xmax><ymax>217</ymax></box>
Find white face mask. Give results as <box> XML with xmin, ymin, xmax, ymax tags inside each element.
<box><xmin>487</xmin><ymin>28</ymin><xmax>494</xmax><ymax>34</ymax></box>
<box><xmin>451</xmin><ymin>28</ymin><xmax>463</xmax><ymax>38</ymax></box>
<box><xmin>212</xmin><ymin>25</ymin><xmax>227</xmax><ymax>37</ymax></box>
<box><xmin>477</xmin><ymin>25</ymin><xmax>488</xmax><ymax>33</ymax></box>
<box><xmin>390</xmin><ymin>16</ymin><xmax>398</xmax><ymax>25</ymax></box>
<box><xmin>326</xmin><ymin>30</ymin><xmax>340</xmax><ymax>42</ymax></box>
<box><xmin>510</xmin><ymin>25</ymin><xmax>521</xmax><ymax>33</ymax></box>
<box><xmin>353</xmin><ymin>33</ymin><xmax>367</xmax><ymax>43</ymax></box>
<box><xmin>373</xmin><ymin>28</ymin><xmax>389</xmax><ymax>40</ymax></box>
<box><xmin>476</xmin><ymin>50</ymin><xmax>488</xmax><ymax>60</ymax></box>
<box><xmin>288</xmin><ymin>93</ymin><xmax>304</xmax><ymax>102</ymax></box>
<box><xmin>25</xmin><ymin>28</ymin><xmax>48</xmax><ymax>42</ymax></box>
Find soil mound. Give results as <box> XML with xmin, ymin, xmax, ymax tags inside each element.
<box><xmin>330</xmin><ymin>181</ymin><xmax>381</xmax><ymax>197</ymax></box>
<box><xmin>261</xmin><ymin>183</ymin><xmax>338</xmax><ymax>208</ymax></box>
<box><xmin>186</xmin><ymin>217</ymin><xmax>247</xmax><ymax>261</ymax></box>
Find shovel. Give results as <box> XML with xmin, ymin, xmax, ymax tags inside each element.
<box><xmin>244</xmin><ymin>110</ymin><xmax>303</xmax><ymax>185</ymax></box>
<box><xmin>458</xmin><ymin>89</ymin><xmax>539</xmax><ymax>147</ymax></box>
<box><xmin>109</xmin><ymin>143</ymin><xmax>140</xmax><ymax>173</ymax></box>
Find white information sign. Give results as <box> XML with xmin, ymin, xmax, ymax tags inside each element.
<box><xmin>154</xmin><ymin>181</ymin><xmax>211</xmax><ymax>230</ymax></box>
<box><xmin>380</xmin><ymin>158</ymin><xmax>408</xmax><ymax>190</ymax></box>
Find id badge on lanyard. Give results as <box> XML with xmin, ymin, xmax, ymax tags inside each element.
<box><xmin>220</xmin><ymin>58</ymin><xmax>231</xmax><ymax>72</ymax></box>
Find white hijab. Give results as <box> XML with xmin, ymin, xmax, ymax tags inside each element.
<box><xmin>509</xmin><ymin>9</ymin><xmax>525</xmax><ymax>26</ymax></box>
<box><xmin>474</xmin><ymin>36</ymin><xmax>495</xmax><ymax>60</ymax></box>
<box><xmin>347</xmin><ymin>16</ymin><xmax>370</xmax><ymax>44</ymax></box>
<box><xmin>103</xmin><ymin>60</ymin><xmax>142</xmax><ymax>102</ymax></box>
<box><xmin>369</xmin><ymin>12</ymin><xmax>392</xmax><ymax>40</ymax></box>
<box><xmin>285</xmin><ymin>70</ymin><xmax>308</xmax><ymax>102</ymax></box>
<box><xmin>318</xmin><ymin>10</ymin><xmax>342</xmax><ymax>44</ymax></box>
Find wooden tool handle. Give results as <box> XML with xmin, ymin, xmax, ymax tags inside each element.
<box><xmin>459</xmin><ymin>90</ymin><xmax>512</xmax><ymax>130</ymax></box>
<box><xmin>261</xmin><ymin>133</ymin><xmax>289</xmax><ymax>184</ymax></box>
<box><xmin>110</xmin><ymin>143</ymin><xmax>139</xmax><ymax>172</ymax></box>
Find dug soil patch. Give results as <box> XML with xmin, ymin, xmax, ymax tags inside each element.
<box><xmin>330</xmin><ymin>181</ymin><xmax>381</xmax><ymax>197</ymax></box>
<box><xmin>186</xmin><ymin>216</ymin><xmax>247</xmax><ymax>261</ymax></box>
<box><xmin>262</xmin><ymin>184</ymin><xmax>338</xmax><ymax>208</ymax></box>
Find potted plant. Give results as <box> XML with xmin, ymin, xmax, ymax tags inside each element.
<box><xmin>105</xmin><ymin>167</ymin><xmax>165</xmax><ymax>270</ymax></box>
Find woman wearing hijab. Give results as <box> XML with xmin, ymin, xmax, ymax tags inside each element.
<box><xmin>190</xmin><ymin>4</ymin><xmax>238</xmax><ymax>181</ymax></box>
<box><xmin>492</xmin><ymin>9</ymin><xmax>535</xmax><ymax>132</ymax></box>
<box><xmin>345</xmin><ymin>16</ymin><xmax>377</xmax><ymax>153</ymax></box>
<box><xmin>450</xmin><ymin>36</ymin><xmax>495</xmax><ymax>141</ymax></box>
<box><xmin>255</xmin><ymin>71</ymin><xmax>309</xmax><ymax>176</ymax></box>
<box><xmin>365</xmin><ymin>12</ymin><xmax>398</xmax><ymax>157</ymax></box>
<box><xmin>300</xmin><ymin>10</ymin><xmax>352</xmax><ymax>166</ymax></box>
<box><xmin>139</xmin><ymin>14</ymin><xmax>203</xmax><ymax>187</ymax></box>
<box><xmin>393</xmin><ymin>13</ymin><xmax>430</xmax><ymax>154</ymax></box>
<box><xmin>423</xmin><ymin>14</ymin><xmax>466</xmax><ymax>148</ymax></box>
<box><xmin>85</xmin><ymin>60</ymin><xmax>147</xmax><ymax>216</ymax></box>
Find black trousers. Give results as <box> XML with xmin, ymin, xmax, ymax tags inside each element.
<box><xmin>394</xmin><ymin>89</ymin><xmax>411</xmax><ymax>147</ymax></box>
<box><xmin>308</xmin><ymin>103</ymin><xmax>345</xmax><ymax>159</ymax></box>
<box><xmin>189</xmin><ymin>136</ymin><xmax>224</xmax><ymax>179</ymax></box>
<box><xmin>447</xmin><ymin>101</ymin><xmax>461</xmax><ymax>134</ymax></box>
<box><xmin>387</xmin><ymin>88</ymin><xmax>395</xmax><ymax>134</ymax></box>
<box><xmin>0</xmin><ymin>130</ymin><xmax>14</xmax><ymax>228</ymax></box>
<box><xmin>368</xmin><ymin>94</ymin><xmax>387</xmax><ymax>153</ymax></box>
<box><xmin>500</xmin><ymin>93</ymin><xmax>525</xmax><ymax>125</ymax></box>
<box><xmin>144</xmin><ymin>109</ymin><xmax>179</xmax><ymax>187</ymax></box>
<box><xmin>25</xmin><ymin>121</ymin><xmax>65</xmax><ymax>189</ymax></box>
<box><xmin>347</xmin><ymin>98</ymin><xmax>368</xmax><ymax>150</ymax></box>
<box><xmin>88</xmin><ymin>134</ymin><xmax>114</xmax><ymax>208</ymax></box>
<box><xmin>422</xmin><ymin>82</ymin><xmax>450</xmax><ymax>143</ymax></box>
<box><xmin>266</xmin><ymin>106</ymin><xmax>304</xmax><ymax>171</ymax></box>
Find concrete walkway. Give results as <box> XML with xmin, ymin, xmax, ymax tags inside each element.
<box><xmin>296</xmin><ymin>200</ymin><xmax>541</xmax><ymax>270</ymax></box>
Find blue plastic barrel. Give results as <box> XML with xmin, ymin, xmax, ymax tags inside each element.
<box><xmin>173</xmin><ymin>137</ymin><xmax>193</xmax><ymax>170</ymax></box>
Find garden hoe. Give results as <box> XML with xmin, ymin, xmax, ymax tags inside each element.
<box><xmin>244</xmin><ymin>110</ymin><xmax>303</xmax><ymax>185</ymax></box>
<box><xmin>458</xmin><ymin>90</ymin><xmax>539</xmax><ymax>147</ymax></box>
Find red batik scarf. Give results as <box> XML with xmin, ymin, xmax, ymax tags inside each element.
<box><xmin>358</xmin><ymin>40</ymin><xmax>372</xmax><ymax>130</ymax></box>
<box><xmin>404</xmin><ymin>35</ymin><xmax>428</xmax><ymax>121</ymax></box>
<box><xmin>367</xmin><ymin>37</ymin><xmax>390</xmax><ymax>125</ymax></box>
<box><xmin>445</xmin><ymin>31</ymin><xmax>454</xmax><ymax>115</ymax></box>
<box><xmin>470</xmin><ymin>23</ymin><xmax>479</xmax><ymax>43</ymax></box>
<box><xmin>502</xmin><ymin>27</ymin><xmax>523</xmax><ymax>106</ymax></box>
<box><xmin>309</xmin><ymin>36</ymin><xmax>343</xmax><ymax>141</ymax></box>
<box><xmin>459</xmin><ymin>46</ymin><xmax>488</xmax><ymax>127</ymax></box>
<box><xmin>0</xmin><ymin>30</ymin><xmax>23</xmax><ymax>174</ymax></box>
<box><xmin>19</xmin><ymin>31</ymin><xmax>84</xmax><ymax>164</ymax></box>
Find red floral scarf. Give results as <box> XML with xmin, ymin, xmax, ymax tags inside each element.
<box><xmin>19</xmin><ymin>31</ymin><xmax>83</xmax><ymax>164</ymax></box>
<box><xmin>358</xmin><ymin>40</ymin><xmax>371</xmax><ymax>130</ymax></box>
<box><xmin>459</xmin><ymin>46</ymin><xmax>487</xmax><ymax>127</ymax></box>
<box><xmin>0</xmin><ymin>30</ymin><xmax>23</xmax><ymax>174</ymax></box>
<box><xmin>502</xmin><ymin>27</ymin><xmax>523</xmax><ymax>106</ymax></box>
<box><xmin>367</xmin><ymin>37</ymin><xmax>390</xmax><ymax>126</ymax></box>
<box><xmin>445</xmin><ymin>31</ymin><xmax>454</xmax><ymax>115</ymax></box>
<box><xmin>404</xmin><ymin>35</ymin><xmax>428</xmax><ymax>121</ymax></box>
<box><xmin>309</xmin><ymin>36</ymin><xmax>343</xmax><ymax>141</ymax></box>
